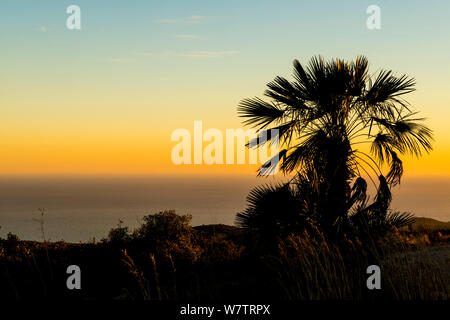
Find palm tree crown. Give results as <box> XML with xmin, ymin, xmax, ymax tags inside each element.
<box><xmin>237</xmin><ymin>56</ymin><xmax>433</xmax><ymax>231</ymax></box>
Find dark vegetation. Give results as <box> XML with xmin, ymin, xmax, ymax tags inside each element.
<box><xmin>0</xmin><ymin>210</ymin><xmax>448</xmax><ymax>300</ymax></box>
<box><xmin>236</xmin><ymin>55</ymin><xmax>433</xmax><ymax>238</ymax></box>
<box><xmin>1</xmin><ymin>56</ymin><xmax>447</xmax><ymax>300</ymax></box>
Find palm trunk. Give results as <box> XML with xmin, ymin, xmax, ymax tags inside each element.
<box><xmin>318</xmin><ymin>136</ymin><xmax>351</xmax><ymax>231</ymax></box>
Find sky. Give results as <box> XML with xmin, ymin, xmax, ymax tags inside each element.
<box><xmin>1</xmin><ymin>0</ymin><xmax>450</xmax><ymax>176</ymax></box>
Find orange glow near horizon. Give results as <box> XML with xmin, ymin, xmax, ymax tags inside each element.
<box><xmin>3</xmin><ymin>69</ymin><xmax>449</xmax><ymax>176</ymax></box>
<box><xmin>2</xmin><ymin>130</ymin><xmax>449</xmax><ymax>177</ymax></box>
<box><xmin>2</xmin><ymin>1</ymin><xmax>450</xmax><ymax>179</ymax></box>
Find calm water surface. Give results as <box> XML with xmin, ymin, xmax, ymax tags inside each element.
<box><xmin>0</xmin><ymin>175</ymin><xmax>448</xmax><ymax>242</ymax></box>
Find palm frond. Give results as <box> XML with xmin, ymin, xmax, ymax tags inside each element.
<box><xmin>238</xmin><ymin>97</ymin><xmax>285</xmax><ymax>128</ymax></box>
<box><xmin>258</xmin><ymin>149</ymin><xmax>287</xmax><ymax>176</ymax></box>
<box><xmin>264</xmin><ymin>76</ymin><xmax>308</xmax><ymax>111</ymax></box>
<box><xmin>348</xmin><ymin>176</ymin><xmax>368</xmax><ymax>208</ymax></box>
<box><xmin>235</xmin><ymin>182</ymin><xmax>306</xmax><ymax>234</ymax></box>
<box><xmin>370</xmin><ymin>112</ymin><xmax>433</xmax><ymax>158</ymax></box>
<box><xmin>370</xmin><ymin>132</ymin><xmax>394</xmax><ymax>163</ymax></box>
<box><xmin>247</xmin><ymin>120</ymin><xmax>297</xmax><ymax>149</ymax></box>
<box><xmin>374</xmin><ymin>175</ymin><xmax>392</xmax><ymax>212</ymax></box>
<box><xmin>279</xmin><ymin>145</ymin><xmax>309</xmax><ymax>173</ymax></box>
<box><xmin>386</xmin><ymin>150</ymin><xmax>403</xmax><ymax>186</ymax></box>
<box><xmin>364</xmin><ymin>70</ymin><xmax>416</xmax><ymax>106</ymax></box>
<box><xmin>386</xmin><ymin>211</ymin><xmax>415</xmax><ymax>229</ymax></box>
<box><xmin>350</xmin><ymin>55</ymin><xmax>369</xmax><ymax>95</ymax></box>
<box><xmin>292</xmin><ymin>59</ymin><xmax>313</xmax><ymax>99</ymax></box>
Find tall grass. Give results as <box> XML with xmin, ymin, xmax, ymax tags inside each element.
<box><xmin>267</xmin><ymin>227</ymin><xmax>449</xmax><ymax>300</ymax></box>
<box><xmin>0</xmin><ymin>211</ymin><xmax>448</xmax><ymax>300</ymax></box>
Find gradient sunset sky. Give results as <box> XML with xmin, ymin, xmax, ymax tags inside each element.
<box><xmin>1</xmin><ymin>0</ymin><xmax>449</xmax><ymax>176</ymax></box>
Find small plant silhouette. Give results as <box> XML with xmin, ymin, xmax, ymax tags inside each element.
<box><xmin>33</xmin><ymin>208</ymin><xmax>46</xmax><ymax>242</ymax></box>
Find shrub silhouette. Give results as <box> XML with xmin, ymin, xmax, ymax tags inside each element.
<box><xmin>133</xmin><ymin>210</ymin><xmax>192</xmax><ymax>243</ymax></box>
<box><xmin>105</xmin><ymin>210</ymin><xmax>201</xmax><ymax>264</ymax></box>
<box><xmin>106</xmin><ymin>220</ymin><xmax>131</xmax><ymax>246</ymax></box>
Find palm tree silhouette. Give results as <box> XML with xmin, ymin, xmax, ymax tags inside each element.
<box><xmin>237</xmin><ymin>56</ymin><xmax>433</xmax><ymax>232</ymax></box>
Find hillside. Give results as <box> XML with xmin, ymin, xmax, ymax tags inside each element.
<box><xmin>410</xmin><ymin>217</ymin><xmax>450</xmax><ymax>231</ymax></box>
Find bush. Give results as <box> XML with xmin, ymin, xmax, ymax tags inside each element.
<box><xmin>106</xmin><ymin>220</ymin><xmax>131</xmax><ymax>246</ymax></box>
<box><xmin>133</xmin><ymin>210</ymin><xmax>193</xmax><ymax>243</ymax></box>
<box><xmin>6</xmin><ymin>232</ymin><xmax>20</xmax><ymax>246</ymax></box>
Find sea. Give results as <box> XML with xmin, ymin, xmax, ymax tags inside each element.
<box><xmin>0</xmin><ymin>174</ymin><xmax>449</xmax><ymax>242</ymax></box>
